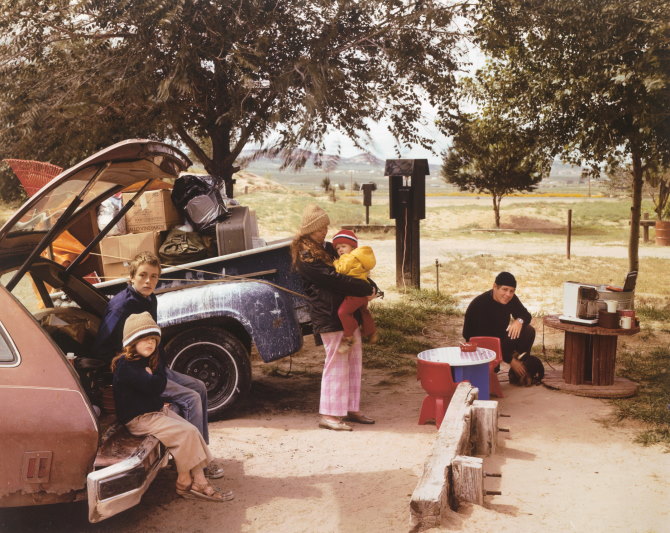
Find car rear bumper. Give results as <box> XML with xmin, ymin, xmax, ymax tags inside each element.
<box><xmin>87</xmin><ymin>435</ymin><xmax>168</xmax><ymax>523</ymax></box>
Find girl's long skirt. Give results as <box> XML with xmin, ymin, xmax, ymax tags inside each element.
<box><xmin>319</xmin><ymin>328</ymin><xmax>363</xmax><ymax>417</ymax></box>
<box><xmin>126</xmin><ymin>406</ymin><xmax>213</xmax><ymax>474</ymax></box>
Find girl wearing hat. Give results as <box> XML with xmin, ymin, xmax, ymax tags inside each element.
<box><xmin>112</xmin><ymin>312</ymin><xmax>233</xmax><ymax>502</ymax></box>
<box><xmin>291</xmin><ymin>204</ymin><xmax>377</xmax><ymax>431</ymax></box>
<box><xmin>331</xmin><ymin>228</ymin><xmax>379</xmax><ymax>354</ymax></box>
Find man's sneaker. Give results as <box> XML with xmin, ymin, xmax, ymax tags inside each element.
<box><xmin>337</xmin><ymin>336</ymin><xmax>354</xmax><ymax>354</ymax></box>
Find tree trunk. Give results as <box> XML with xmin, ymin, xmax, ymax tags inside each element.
<box><xmin>629</xmin><ymin>152</ymin><xmax>644</xmax><ymax>272</ymax></box>
<box><xmin>205</xmin><ymin>129</ymin><xmax>240</xmax><ymax>198</ymax></box>
<box><xmin>492</xmin><ymin>195</ymin><xmax>501</xmax><ymax>228</ymax></box>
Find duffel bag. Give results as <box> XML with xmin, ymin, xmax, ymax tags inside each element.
<box><xmin>159</xmin><ymin>228</ymin><xmax>209</xmax><ymax>265</ymax></box>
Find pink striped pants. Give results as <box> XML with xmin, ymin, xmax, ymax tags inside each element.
<box><xmin>319</xmin><ymin>328</ymin><xmax>362</xmax><ymax>416</ymax></box>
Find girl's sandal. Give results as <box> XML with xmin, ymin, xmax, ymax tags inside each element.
<box><xmin>175</xmin><ymin>482</ymin><xmax>192</xmax><ymax>497</ymax></box>
<box><xmin>186</xmin><ymin>482</ymin><xmax>234</xmax><ymax>502</ymax></box>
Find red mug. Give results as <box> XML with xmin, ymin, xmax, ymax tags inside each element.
<box><xmin>460</xmin><ymin>342</ymin><xmax>477</xmax><ymax>352</ymax></box>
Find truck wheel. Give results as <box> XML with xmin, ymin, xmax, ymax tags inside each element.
<box><xmin>164</xmin><ymin>327</ymin><xmax>251</xmax><ymax>418</ymax></box>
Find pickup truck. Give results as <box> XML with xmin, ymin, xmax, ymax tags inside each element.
<box><xmin>0</xmin><ymin>140</ymin><xmax>306</xmax><ymax>522</ymax></box>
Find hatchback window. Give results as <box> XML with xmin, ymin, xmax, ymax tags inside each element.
<box><xmin>0</xmin><ymin>325</ymin><xmax>17</xmax><ymax>363</ymax></box>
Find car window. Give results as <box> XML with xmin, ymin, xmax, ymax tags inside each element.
<box><xmin>10</xmin><ymin>179</ymin><xmax>115</xmax><ymax>234</ymax></box>
<box><xmin>0</xmin><ymin>271</ymin><xmax>45</xmax><ymax>313</ymax></box>
<box><xmin>0</xmin><ymin>324</ymin><xmax>17</xmax><ymax>363</ymax></box>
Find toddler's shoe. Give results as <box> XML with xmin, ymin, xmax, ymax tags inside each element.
<box><xmin>337</xmin><ymin>336</ymin><xmax>354</xmax><ymax>354</ymax></box>
<box><xmin>365</xmin><ymin>331</ymin><xmax>380</xmax><ymax>345</ymax></box>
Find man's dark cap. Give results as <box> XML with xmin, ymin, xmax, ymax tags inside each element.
<box><xmin>495</xmin><ymin>271</ymin><xmax>517</xmax><ymax>288</ymax></box>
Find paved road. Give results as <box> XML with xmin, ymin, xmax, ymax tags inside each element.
<box><xmin>371</xmin><ymin>237</ymin><xmax>670</xmax><ymax>264</ymax></box>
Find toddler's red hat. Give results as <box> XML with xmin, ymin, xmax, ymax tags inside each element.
<box><xmin>332</xmin><ymin>229</ymin><xmax>358</xmax><ymax>248</ymax></box>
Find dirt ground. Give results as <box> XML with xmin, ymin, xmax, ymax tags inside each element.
<box><xmin>2</xmin><ymin>323</ymin><xmax>668</xmax><ymax>533</ymax></box>
<box><xmin>1</xmin><ymin>220</ymin><xmax>669</xmax><ymax>532</ymax></box>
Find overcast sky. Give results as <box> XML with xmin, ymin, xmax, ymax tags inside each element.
<box><xmin>324</xmin><ymin>44</ymin><xmax>485</xmax><ymax>164</ymax></box>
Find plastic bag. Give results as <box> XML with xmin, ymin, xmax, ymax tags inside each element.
<box><xmin>171</xmin><ymin>175</ymin><xmax>230</xmax><ymax>234</ymax></box>
<box><xmin>97</xmin><ymin>194</ymin><xmax>126</xmax><ymax>235</ymax></box>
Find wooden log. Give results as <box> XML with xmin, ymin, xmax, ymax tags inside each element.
<box><xmin>471</xmin><ymin>400</ymin><xmax>499</xmax><ymax>456</ymax></box>
<box><xmin>409</xmin><ymin>383</ymin><xmax>477</xmax><ymax>532</ymax></box>
<box><xmin>453</xmin><ymin>456</ymin><xmax>484</xmax><ymax>506</ymax></box>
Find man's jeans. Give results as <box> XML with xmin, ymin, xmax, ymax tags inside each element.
<box><xmin>162</xmin><ymin>367</ymin><xmax>209</xmax><ymax>444</ymax></box>
<box><xmin>500</xmin><ymin>324</ymin><xmax>536</xmax><ymax>364</ymax></box>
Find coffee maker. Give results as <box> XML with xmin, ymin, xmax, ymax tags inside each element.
<box><xmin>559</xmin><ymin>282</ymin><xmax>600</xmax><ymax>325</ymax></box>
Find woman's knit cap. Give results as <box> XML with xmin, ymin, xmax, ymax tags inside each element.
<box><xmin>122</xmin><ymin>311</ymin><xmax>161</xmax><ymax>347</ymax></box>
<box><xmin>332</xmin><ymin>229</ymin><xmax>358</xmax><ymax>249</ymax></box>
<box><xmin>299</xmin><ymin>204</ymin><xmax>330</xmax><ymax>236</ymax></box>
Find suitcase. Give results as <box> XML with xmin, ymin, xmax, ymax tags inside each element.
<box><xmin>215</xmin><ymin>206</ymin><xmax>256</xmax><ymax>255</ymax></box>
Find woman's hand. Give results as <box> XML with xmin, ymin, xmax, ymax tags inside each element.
<box><xmin>367</xmin><ymin>288</ymin><xmax>377</xmax><ymax>301</ymax></box>
<box><xmin>145</xmin><ymin>367</ymin><xmax>153</xmax><ymax>375</ymax></box>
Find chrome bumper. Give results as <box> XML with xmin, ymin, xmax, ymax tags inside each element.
<box><xmin>87</xmin><ymin>435</ymin><xmax>168</xmax><ymax>523</ymax></box>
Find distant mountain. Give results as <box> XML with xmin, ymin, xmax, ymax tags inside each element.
<box><xmin>239</xmin><ymin>148</ymin><xmax>385</xmax><ymax>169</ymax></box>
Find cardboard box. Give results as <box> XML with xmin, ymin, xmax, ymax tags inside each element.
<box><xmin>123</xmin><ymin>190</ymin><xmax>181</xmax><ymax>233</ymax></box>
<box><xmin>99</xmin><ymin>231</ymin><xmax>161</xmax><ymax>280</ymax></box>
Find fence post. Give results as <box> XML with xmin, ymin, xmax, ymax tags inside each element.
<box><xmin>567</xmin><ymin>209</ymin><xmax>572</xmax><ymax>259</ymax></box>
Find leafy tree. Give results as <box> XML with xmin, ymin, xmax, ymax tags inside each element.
<box><xmin>321</xmin><ymin>176</ymin><xmax>332</xmax><ymax>192</ymax></box>
<box><xmin>0</xmin><ymin>0</ymin><xmax>464</xmax><ymax>199</ymax></box>
<box><xmin>647</xmin><ymin>167</ymin><xmax>670</xmax><ymax>221</ymax></box>
<box><xmin>352</xmin><ymin>181</ymin><xmax>360</xmax><ymax>191</ymax></box>
<box><xmin>441</xmin><ymin>115</ymin><xmax>550</xmax><ymax>227</ymax></box>
<box><xmin>469</xmin><ymin>0</ymin><xmax>670</xmax><ymax>270</ymax></box>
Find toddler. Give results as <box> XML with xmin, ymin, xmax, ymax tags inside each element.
<box><xmin>332</xmin><ymin>229</ymin><xmax>379</xmax><ymax>354</ymax></box>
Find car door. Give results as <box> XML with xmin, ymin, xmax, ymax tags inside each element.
<box><xmin>0</xmin><ymin>286</ymin><xmax>99</xmax><ymax>508</ymax></box>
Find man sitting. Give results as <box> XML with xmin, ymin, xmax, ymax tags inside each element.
<box><xmin>463</xmin><ymin>271</ymin><xmax>544</xmax><ymax>386</ymax></box>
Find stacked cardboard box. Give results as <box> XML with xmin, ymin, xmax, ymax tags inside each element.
<box><xmin>99</xmin><ymin>231</ymin><xmax>161</xmax><ymax>280</ymax></box>
<box><xmin>122</xmin><ymin>190</ymin><xmax>181</xmax><ymax>233</ymax></box>
<box><xmin>98</xmin><ymin>189</ymin><xmax>182</xmax><ymax>279</ymax></box>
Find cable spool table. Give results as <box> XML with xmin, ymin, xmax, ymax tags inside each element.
<box><xmin>542</xmin><ymin>314</ymin><xmax>639</xmax><ymax>398</ymax></box>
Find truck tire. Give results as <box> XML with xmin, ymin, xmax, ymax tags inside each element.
<box><xmin>164</xmin><ymin>327</ymin><xmax>251</xmax><ymax>418</ymax></box>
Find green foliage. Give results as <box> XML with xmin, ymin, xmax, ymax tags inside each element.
<box><xmin>468</xmin><ymin>0</ymin><xmax>670</xmax><ymax>270</ymax></box>
<box><xmin>0</xmin><ymin>167</ymin><xmax>26</xmax><ymax>205</ymax></box>
<box><xmin>613</xmin><ymin>347</ymin><xmax>670</xmax><ymax>450</ymax></box>
<box><xmin>635</xmin><ymin>302</ymin><xmax>670</xmax><ymax>323</ymax></box>
<box><xmin>363</xmin><ymin>289</ymin><xmax>459</xmax><ymax>370</ymax></box>
<box><xmin>0</xmin><ymin>0</ymin><xmax>464</xmax><ymax>197</ymax></box>
<box><xmin>441</xmin><ymin>114</ymin><xmax>551</xmax><ymax>227</ymax></box>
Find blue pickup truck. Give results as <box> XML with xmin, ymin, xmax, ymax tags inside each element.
<box><xmin>96</xmin><ymin>237</ymin><xmax>308</xmax><ymax>417</ymax></box>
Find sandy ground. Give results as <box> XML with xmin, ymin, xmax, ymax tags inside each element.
<box><xmin>1</xmin><ymin>215</ymin><xmax>669</xmax><ymax>532</ymax></box>
<box><xmin>2</xmin><ymin>329</ymin><xmax>668</xmax><ymax>533</ymax></box>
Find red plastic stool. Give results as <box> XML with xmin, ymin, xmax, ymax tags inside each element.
<box><xmin>469</xmin><ymin>336</ymin><xmax>504</xmax><ymax>398</ymax></box>
<box><xmin>416</xmin><ymin>358</ymin><xmax>457</xmax><ymax>429</ymax></box>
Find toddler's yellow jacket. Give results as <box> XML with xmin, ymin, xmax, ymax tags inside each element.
<box><xmin>333</xmin><ymin>246</ymin><xmax>376</xmax><ymax>281</ymax></box>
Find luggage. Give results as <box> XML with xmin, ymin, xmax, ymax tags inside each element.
<box><xmin>171</xmin><ymin>174</ymin><xmax>230</xmax><ymax>234</ymax></box>
<box><xmin>159</xmin><ymin>227</ymin><xmax>209</xmax><ymax>265</ymax></box>
<box><xmin>215</xmin><ymin>206</ymin><xmax>257</xmax><ymax>255</ymax></box>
